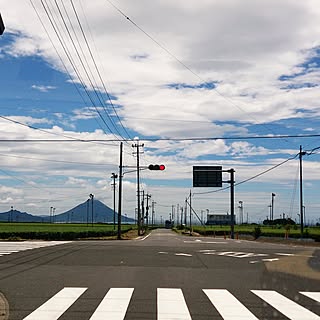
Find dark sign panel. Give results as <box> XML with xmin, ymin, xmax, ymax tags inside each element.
<box><xmin>193</xmin><ymin>166</ymin><xmax>222</xmax><ymax>187</ymax></box>
<box><xmin>0</xmin><ymin>14</ymin><xmax>5</xmax><ymax>35</ymax></box>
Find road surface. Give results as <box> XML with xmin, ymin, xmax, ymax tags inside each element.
<box><xmin>0</xmin><ymin>229</ymin><xmax>319</xmax><ymax>319</ymax></box>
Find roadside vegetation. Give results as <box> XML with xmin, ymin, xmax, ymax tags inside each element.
<box><xmin>189</xmin><ymin>224</ymin><xmax>320</xmax><ymax>242</ymax></box>
<box><xmin>173</xmin><ymin>223</ymin><xmax>320</xmax><ymax>242</ymax></box>
<box><xmin>0</xmin><ymin>223</ymin><xmax>135</xmax><ymax>240</ymax></box>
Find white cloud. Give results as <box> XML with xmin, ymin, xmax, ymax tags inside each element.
<box><xmin>31</xmin><ymin>85</ymin><xmax>56</xmax><ymax>92</ymax></box>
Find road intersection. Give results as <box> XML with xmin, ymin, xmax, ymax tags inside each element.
<box><xmin>0</xmin><ymin>229</ymin><xmax>319</xmax><ymax>319</ymax></box>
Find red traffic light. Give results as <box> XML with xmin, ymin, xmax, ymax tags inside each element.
<box><xmin>148</xmin><ymin>164</ymin><xmax>165</xmax><ymax>170</ymax></box>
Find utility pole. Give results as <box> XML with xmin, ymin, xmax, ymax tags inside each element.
<box><xmin>151</xmin><ymin>201</ymin><xmax>156</xmax><ymax>226</ymax></box>
<box><xmin>299</xmin><ymin>145</ymin><xmax>306</xmax><ymax>237</ymax></box>
<box><xmin>132</xmin><ymin>140</ymin><xmax>144</xmax><ymax>236</ymax></box>
<box><xmin>189</xmin><ymin>190</ymin><xmax>192</xmax><ymax>235</ymax></box>
<box><xmin>141</xmin><ymin>190</ymin><xmax>145</xmax><ymax>231</ymax></box>
<box><xmin>118</xmin><ymin>142</ymin><xmax>123</xmax><ymax>240</ymax></box>
<box><xmin>146</xmin><ymin>193</ymin><xmax>151</xmax><ymax>228</ymax></box>
<box><xmin>111</xmin><ymin>173</ymin><xmax>118</xmax><ymax>230</ymax></box>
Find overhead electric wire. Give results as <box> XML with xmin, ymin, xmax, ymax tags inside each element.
<box><xmin>70</xmin><ymin>0</ymin><xmax>131</xmax><ymax>141</ymax></box>
<box><xmin>0</xmin><ymin>153</ymin><xmax>116</xmax><ymax>166</ymax></box>
<box><xmin>36</xmin><ymin>0</ymin><xmax>122</xmax><ymax>143</ymax></box>
<box><xmin>50</xmin><ymin>0</ymin><xmax>120</xmax><ymax>138</ymax></box>
<box><xmin>105</xmin><ymin>0</ymin><xmax>291</xmax><ymax>145</ymax></box>
<box><xmin>193</xmin><ymin>153</ymin><xmax>300</xmax><ymax>195</ymax></box>
<box><xmin>0</xmin><ymin>132</ymin><xmax>319</xmax><ymax>143</ymax></box>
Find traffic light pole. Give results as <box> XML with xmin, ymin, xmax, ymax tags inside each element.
<box><xmin>229</xmin><ymin>169</ymin><xmax>235</xmax><ymax>239</ymax></box>
<box><xmin>117</xmin><ymin>142</ymin><xmax>123</xmax><ymax>240</ymax></box>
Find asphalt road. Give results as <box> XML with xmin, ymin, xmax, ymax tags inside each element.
<box><xmin>0</xmin><ymin>229</ymin><xmax>319</xmax><ymax>319</ymax></box>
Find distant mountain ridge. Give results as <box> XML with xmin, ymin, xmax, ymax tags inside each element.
<box><xmin>0</xmin><ymin>200</ymin><xmax>135</xmax><ymax>223</ymax></box>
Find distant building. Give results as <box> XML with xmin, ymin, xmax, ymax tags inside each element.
<box><xmin>206</xmin><ymin>213</ymin><xmax>235</xmax><ymax>225</ymax></box>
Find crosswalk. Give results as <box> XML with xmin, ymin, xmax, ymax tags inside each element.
<box><xmin>21</xmin><ymin>287</ymin><xmax>320</xmax><ymax>319</ymax></box>
<box><xmin>0</xmin><ymin>241</ymin><xmax>71</xmax><ymax>257</ymax></box>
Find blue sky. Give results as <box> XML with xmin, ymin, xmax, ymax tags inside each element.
<box><xmin>0</xmin><ymin>0</ymin><xmax>320</xmax><ymax>224</ymax></box>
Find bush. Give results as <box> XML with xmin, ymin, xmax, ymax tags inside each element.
<box><xmin>253</xmin><ymin>227</ymin><xmax>261</xmax><ymax>239</ymax></box>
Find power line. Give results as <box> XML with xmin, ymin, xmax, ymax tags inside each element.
<box><xmin>0</xmin><ymin>133</ymin><xmax>320</xmax><ymax>142</ymax></box>
<box><xmin>70</xmin><ymin>0</ymin><xmax>131</xmax><ymax>140</ymax></box>
<box><xmin>0</xmin><ymin>153</ymin><xmax>116</xmax><ymax>166</ymax></box>
<box><xmin>193</xmin><ymin>153</ymin><xmax>300</xmax><ymax>196</ymax></box>
<box><xmin>105</xmin><ymin>0</ymin><xmax>292</xmax><ymax>144</ymax></box>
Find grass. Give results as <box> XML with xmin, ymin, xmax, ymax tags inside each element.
<box><xmin>190</xmin><ymin>224</ymin><xmax>320</xmax><ymax>241</ymax></box>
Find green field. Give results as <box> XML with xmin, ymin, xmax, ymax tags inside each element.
<box><xmin>0</xmin><ymin>222</ymin><xmax>136</xmax><ymax>240</ymax></box>
<box><xmin>191</xmin><ymin>224</ymin><xmax>320</xmax><ymax>241</ymax></box>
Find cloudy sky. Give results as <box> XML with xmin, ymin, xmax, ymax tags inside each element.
<box><xmin>0</xmin><ymin>0</ymin><xmax>319</xmax><ymax>224</ymax></box>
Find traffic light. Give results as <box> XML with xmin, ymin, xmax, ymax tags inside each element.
<box><xmin>0</xmin><ymin>14</ymin><xmax>5</xmax><ymax>35</ymax></box>
<box><xmin>148</xmin><ymin>164</ymin><xmax>165</xmax><ymax>170</ymax></box>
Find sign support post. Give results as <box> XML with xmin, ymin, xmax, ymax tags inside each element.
<box><xmin>193</xmin><ymin>166</ymin><xmax>236</xmax><ymax>239</ymax></box>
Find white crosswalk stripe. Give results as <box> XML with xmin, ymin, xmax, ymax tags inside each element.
<box><xmin>252</xmin><ymin>290</ymin><xmax>320</xmax><ymax>320</ymax></box>
<box><xmin>203</xmin><ymin>289</ymin><xmax>259</xmax><ymax>319</ymax></box>
<box><xmin>89</xmin><ymin>288</ymin><xmax>134</xmax><ymax>320</ymax></box>
<box><xmin>21</xmin><ymin>288</ymin><xmax>320</xmax><ymax>319</ymax></box>
<box><xmin>23</xmin><ymin>287</ymin><xmax>87</xmax><ymax>320</ymax></box>
<box><xmin>0</xmin><ymin>241</ymin><xmax>71</xmax><ymax>257</ymax></box>
<box><xmin>158</xmin><ymin>288</ymin><xmax>192</xmax><ymax>320</ymax></box>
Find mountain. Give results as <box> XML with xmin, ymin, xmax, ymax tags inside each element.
<box><xmin>0</xmin><ymin>210</ymin><xmax>49</xmax><ymax>222</ymax></box>
<box><xmin>52</xmin><ymin>199</ymin><xmax>135</xmax><ymax>223</ymax></box>
<box><xmin>0</xmin><ymin>200</ymin><xmax>135</xmax><ymax>224</ymax></box>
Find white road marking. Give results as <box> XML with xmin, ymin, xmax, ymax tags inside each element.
<box><xmin>300</xmin><ymin>292</ymin><xmax>320</xmax><ymax>303</ymax></box>
<box><xmin>262</xmin><ymin>258</ymin><xmax>279</xmax><ymax>262</ymax></box>
<box><xmin>183</xmin><ymin>240</ymin><xmax>227</xmax><ymax>244</ymax></box>
<box><xmin>252</xmin><ymin>290</ymin><xmax>320</xmax><ymax>320</ymax></box>
<box><xmin>158</xmin><ymin>288</ymin><xmax>192</xmax><ymax>320</ymax></box>
<box><xmin>23</xmin><ymin>287</ymin><xmax>87</xmax><ymax>320</ymax></box>
<box><xmin>198</xmin><ymin>249</ymin><xmax>216</xmax><ymax>253</ymax></box>
<box><xmin>158</xmin><ymin>252</ymin><xmax>169</xmax><ymax>254</ymax></box>
<box><xmin>175</xmin><ymin>253</ymin><xmax>192</xmax><ymax>257</ymax></box>
<box><xmin>89</xmin><ymin>288</ymin><xmax>134</xmax><ymax>320</ymax></box>
<box><xmin>0</xmin><ymin>241</ymin><xmax>71</xmax><ymax>258</ymax></box>
<box><xmin>203</xmin><ymin>289</ymin><xmax>258</xmax><ymax>319</ymax></box>
<box><xmin>275</xmin><ymin>253</ymin><xmax>295</xmax><ymax>256</ymax></box>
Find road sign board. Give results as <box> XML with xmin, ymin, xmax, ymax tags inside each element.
<box><xmin>193</xmin><ymin>166</ymin><xmax>222</xmax><ymax>187</ymax></box>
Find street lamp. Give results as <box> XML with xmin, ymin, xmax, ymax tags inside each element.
<box><xmin>271</xmin><ymin>193</ymin><xmax>276</xmax><ymax>221</ymax></box>
<box><xmin>238</xmin><ymin>201</ymin><xmax>243</xmax><ymax>224</ymax></box>
<box><xmin>89</xmin><ymin>194</ymin><xmax>94</xmax><ymax>226</ymax></box>
<box><xmin>111</xmin><ymin>173</ymin><xmax>118</xmax><ymax>230</ymax></box>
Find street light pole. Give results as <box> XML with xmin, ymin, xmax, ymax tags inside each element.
<box><xmin>111</xmin><ymin>173</ymin><xmax>118</xmax><ymax>230</ymax></box>
<box><xmin>89</xmin><ymin>194</ymin><xmax>94</xmax><ymax>226</ymax></box>
<box><xmin>271</xmin><ymin>193</ymin><xmax>276</xmax><ymax>221</ymax></box>
<box><xmin>117</xmin><ymin>142</ymin><xmax>123</xmax><ymax>240</ymax></box>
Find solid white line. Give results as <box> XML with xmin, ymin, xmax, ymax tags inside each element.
<box><xmin>251</xmin><ymin>290</ymin><xmax>320</xmax><ymax>320</ymax></box>
<box><xmin>89</xmin><ymin>288</ymin><xmax>134</xmax><ymax>320</ymax></box>
<box><xmin>158</xmin><ymin>288</ymin><xmax>192</xmax><ymax>320</ymax></box>
<box><xmin>23</xmin><ymin>287</ymin><xmax>87</xmax><ymax>320</ymax></box>
<box><xmin>203</xmin><ymin>289</ymin><xmax>258</xmax><ymax>319</ymax></box>
<box><xmin>300</xmin><ymin>292</ymin><xmax>320</xmax><ymax>303</ymax></box>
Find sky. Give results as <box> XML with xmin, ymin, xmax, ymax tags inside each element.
<box><xmin>0</xmin><ymin>0</ymin><xmax>320</xmax><ymax>224</ymax></box>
